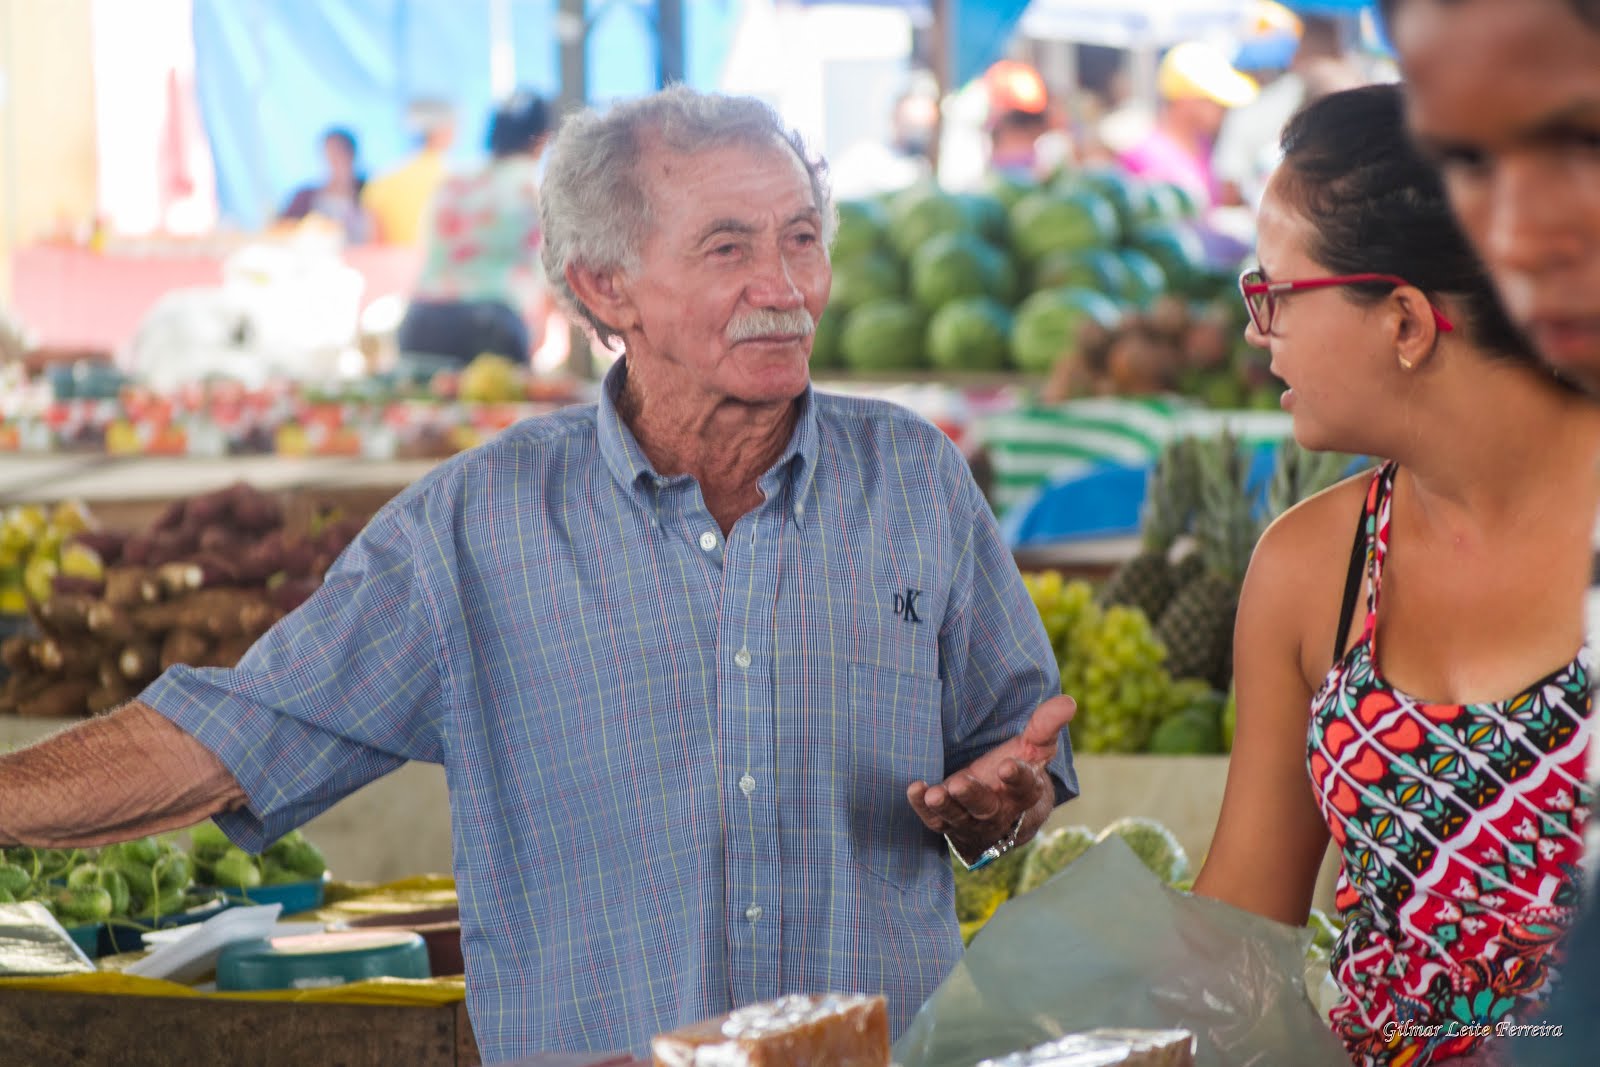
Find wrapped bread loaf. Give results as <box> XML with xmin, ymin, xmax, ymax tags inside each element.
<box><xmin>651</xmin><ymin>993</ymin><xmax>889</xmax><ymax>1067</ymax></box>
<box><xmin>977</xmin><ymin>1029</ymin><xmax>1194</xmax><ymax>1067</ymax></box>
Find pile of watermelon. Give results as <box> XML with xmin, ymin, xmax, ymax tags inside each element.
<box><xmin>815</xmin><ymin>168</ymin><xmax>1237</xmax><ymax>384</ymax></box>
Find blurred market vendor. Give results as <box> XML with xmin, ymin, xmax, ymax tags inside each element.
<box><xmin>1108</xmin><ymin>41</ymin><xmax>1258</xmax><ymax>212</ymax></box>
<box><xmin>363</xmin><ymin>98</ymin><xmax>458</xmax><ymax>246</ymax></box>
<box><xmin>396</xmin><ymin>92</ymin><xmax>553</xmax><ymax>367</ymax></box>
<box><xmin>277</xmin><ymin>126</ymin><xmax>374</xmax><ymax>244</ymax></box>
<box><xmin>0</xmin><ymin>86</ymin><xmax>1077</xmax><ymax>1062</ymax></box>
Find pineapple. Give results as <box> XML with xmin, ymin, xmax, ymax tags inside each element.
<box><xmin>1265</xmin><ymin>440</ymin><xmax>1361</xmax><ymax>521</ymax></box>
<box><xmin>1098</xmin><ymin>437</ymin><xmax>1199</xmax><ymax>622</ymax></box>
<box><xmin>1169</xmin><ymin>549</ymin><xmax>1205</xmax><ymax>590</ymax></box>
<box><xmin>1156</xmin><ymin>429</ymin><xmax>1259</xmax><ymax>690</ymax></box>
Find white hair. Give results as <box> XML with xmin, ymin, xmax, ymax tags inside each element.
<box><xmin>539</xmin><ymin>85</ymin><xmax>837</xmax><ymax>349</ymax></box>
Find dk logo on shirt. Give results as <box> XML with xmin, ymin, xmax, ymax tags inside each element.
<box><xmin>893</xmin><ymin>588</ymin><xmax>923</xmax><ymax>624</ymax></box>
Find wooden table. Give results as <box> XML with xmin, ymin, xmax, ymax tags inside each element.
<box><xmin>0</xmin><ymin>988</ymin><xmax>478</xmax><ymax>1067</ymax></box>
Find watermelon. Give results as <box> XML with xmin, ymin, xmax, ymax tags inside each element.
<box><xmin>1130</xmin><ymin>221</ymin><xmax>1210</xmax><ymax>297</ymax></box>
<box><xmin>955</xmin><ymin>193</ymin><xmax>1011</xmax><ymax>247</ymax></box>
<box><xmin>927</xmin><ymin>298</ymin><xmax>1013</xmax><ymax>372</ymax></box>
<box><xmin>829</xmin><ymin>252</ymin><xmax>903</xmax><ymax>314</ymax></box>
<box><xmin>1007</xmin><ymin>190</ymin><xmax>1119</xmax><ymax>265</ymax></box>
<box><xmin>840</xmin><ymin>299</ymin><xmax>926</xmax><ymax>373</ymax></box>
<box><xmin>1011</xmin><ymin>287</ymin><xmax>1124</xmax><ymax>374</ymax></box>
<box><xmin>979</xmin><ymin>244</ymin><xmax>1022</xmax><ymax>306</ymax></box>
<box><xmin>1032</xmin><ymin>248</ymin><xmax>1133</xmax><ymax>302</ymax></box>
<box><xmin>887</xmin><ymin>187</ymin><xmax>976</xmax><ymax>259</ymax></box>
<box><xmin>809</xmin><ymin>307</ymin><xmax>846</xmax><ymax>370</ymax></box>
<box><xmin>1067</xmin><ymin>168</ymin><xmax>1143</xmax><ymax>242</ymax></box>
<box><xmin>982</xmin><ymin>172</ymin><xmax>1036</xmax><ymax>211</ymax></box>
<box><xmin>1146</xmin><ymin>182</ymin><xmax>1199</xmax><ymax>221</ymax></box>
<box><xmin>832</xmin><ymin>199</ymin><xmax>890</xmax><ymax>263</ymax></box>
<box><xmin>1116</xmin><ymin>248</ymin><xmax>1169</xmax><ymax>307</ymax></box>
<box><xmin>910</xmin><ymin>233</ymin><xmax>996</xmax><ymax>310</ymax></box>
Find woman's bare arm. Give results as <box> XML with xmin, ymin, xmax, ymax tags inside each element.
<box><xmin>1192</xmin><ymin>508</ymin><xmax>1334</xmax><ymax>925</ymax></box>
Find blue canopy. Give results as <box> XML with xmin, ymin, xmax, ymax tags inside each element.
<box><xmin>192</xmin><ymin>0</ymin><xmax>740</xmax><ymax>229</ymax></box>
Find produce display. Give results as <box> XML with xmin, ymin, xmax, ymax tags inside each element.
<box><xmin>952</xmin><ymin>814</ymin><xmax>1345</xmax><ymax>970</ymax></box>
<box><xmin>815</xmin><ymin>171</ymin><xmax>1244</xmax><ymax>399</ymax></box>
<box><xmin>0</xmin><ymin>354</ymin><xmax>585</xmax><ymax>459</ymax></box>
<box><xmin>0</xmin><ymin>826</ymin><xmax>327</xmax><ymax>951</ymax></box>
<box><xmin>0</xmin><ymin>500</ymin><xmax>100</xmax><ymax>615</ymax></box>
<box><xmin>954</xmin><ymin>816</ymin><xmax>1191</xmax><ymax>944</ymax></box>
<box><xmin>0</xmin><ymin>481</ymin><xmax>367</xmax><ymax>717</ymax></box>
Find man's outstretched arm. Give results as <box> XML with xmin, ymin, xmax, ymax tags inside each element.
<box><xmin>0</xmin><ymin>701</ymin><xmax>247</xmax><ymax>848</ymax></box>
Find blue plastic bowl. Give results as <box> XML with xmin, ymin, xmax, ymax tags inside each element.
<box><xmin>64</xmin><ymin>922</ymin><xmax>102</xmax><ymax>959</ymax></box>
<box><xmin>217</xmin><ymin>875</ymin><xmax>328</xmax><ymax>916</ymax></box>
<box><xmin>98</xmin><ymin>896</ymin><xmax>228</xmax><ymax>956</ymax></box>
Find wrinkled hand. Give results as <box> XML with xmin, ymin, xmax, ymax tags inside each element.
<box><xmin>907</xmin><ymin>694</ymin><xmax>1076</xmax><ymax>862</ymax></box>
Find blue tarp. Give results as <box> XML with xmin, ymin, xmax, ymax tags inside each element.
<box><xmin>192</xmin><ymin>0</ymin><xmax>739</xmax><ymax>229</ymax></box>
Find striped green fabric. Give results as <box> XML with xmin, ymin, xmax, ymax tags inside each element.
<box><xmin>977</xmin><ymin>398</ymin><xmax>1294</xmax><ymax>515</ymax></box>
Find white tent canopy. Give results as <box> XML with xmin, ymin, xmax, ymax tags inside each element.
<box><xmin>1019</xmin><ymin>0</ymin><xmax>1256</xmax><ymax>51</ymax></box>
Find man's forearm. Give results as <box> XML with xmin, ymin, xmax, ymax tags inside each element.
<box><xmin>0</xmin><ymin>700</ymin><xmax>248</xmax><ymax>848</ymax></box>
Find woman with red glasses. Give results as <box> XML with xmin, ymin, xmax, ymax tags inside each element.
<box><xmin>1192</xmin><ymin>83</ymin><xmax>1600</xmax><ymax>1066</ymax></box>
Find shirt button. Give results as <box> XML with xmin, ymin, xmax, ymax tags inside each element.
<box><xmin>794</xmin><ymin>503</ymin><xmax>805</xmax><ymax>517</ymax></box>
<box><xmin>734</xmin><ymin>647</ymin><xmax>752</xmax><ymax>669</ymax></box>
<box><xmin>699</xmin><ymin>531</ymin><xmax>718</xmax><ymax>552</ymax></box>
<box><xmin>738</xmin><ymin>774</ymin><xmax>756</xmax><ymax>795</ymax></box>
<box><xmin>745</xmin><ymin>903</ymin><xmax>763</xmax><ymax>922</ymax></box>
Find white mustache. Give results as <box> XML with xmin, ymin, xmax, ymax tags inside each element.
<box><xmin>727</xmin><ymin>309</ymin><xmax>815</xmax><ymax>343</ymax></box>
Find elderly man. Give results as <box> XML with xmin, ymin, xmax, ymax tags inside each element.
<box><xmin>1381</xmin><ymin>2</ymin><xmax>1600</xmax><ymax>1064</ymax></box>
<box><xmin>0</xmin><ymin>87</ymin><xmax>1076</xmax><ymax>1062</ymax></box>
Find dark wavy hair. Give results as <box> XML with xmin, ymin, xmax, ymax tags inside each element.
<box><xmin>1378</xmin><ymin>0</ymin><xmax>1600</xmax><ymax>30</ymax></box>
<box><xmin>1274</xmin><ymin>82</ymin><xmax>1551</xmax><ymax>375</ymax></box>
<box><xmin>487</xmin><ymin>93</ymin><xmax>551</xmax><ymax>159</ymax></box>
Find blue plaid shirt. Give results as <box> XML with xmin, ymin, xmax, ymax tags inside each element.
<box><xmin>143</xmin><ymin>362</ymin><xmax>1075</xmax><ymax>1062</ymax></box>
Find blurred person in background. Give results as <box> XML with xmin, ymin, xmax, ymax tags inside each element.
<box><xmin>396</xmin><ymin>92</ymin><xmax>553</xmax><ymax>368</ymax></box>
<box><xmin>1108</xmin><ymin>41</ymin><xmax>1258</xmax><ymax>212</ymax></box>
<box><xmin>1378</xmin><ymin>2</ymin><xmax>1600</xmax><ymax>1064</ymax></box>
<box><xmin>277</xmin><ymin>126</ymin><xmax>373</xmax><ymax>244</ymax></box>
<box><xmin>1214</xmin><ymin>10</ymin><xmax>1369</xmax><ymax>209</ymax></box>
<box><xmin>363</xmin><ymin>98</ymin><xmax>458</xmax><ymax>246</ymax></box>
<box><xmin>826</xmin><ymin>79</ymin><xmax>938</xmax><ymax>199</ymax></box>
<box><xmin>984</xmin><ymin>59</ymin><xmax>1055</xmax><ymax>182</ymax></box>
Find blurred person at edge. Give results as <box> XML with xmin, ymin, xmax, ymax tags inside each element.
<box><xmin>983</xmin><ymin>59</ymin><xmax>1058</xmax><ymax>182</ymax></box>
<box><xmin>1213</xmin><ymin>9</ymin><xmax>1368</xmax><ymax>209</ymax></box>
<box><xmin>0</xmin><ymin>86</ymin><xmax>1079</xmax><ymax>1062</ymax></box>
<box><xmin>1379</xmin><ymin>3</ymin><xmax>1600</xmax><ymax>1065</ymax></box>
<box><xmin>277</xmin><ymin>126</ymin><xmax>374</xmax><ymax>244</ymax></box>
<box><xmin>1110</xmin><ymin>41</ymin><xmax>1258</xmax><ymax>213</ymax></box>
<box><xmin>1191</xmin><ymin>82</ymin><xmax>1600</xmax><ymax>1067</ymax></box>
<box><xmin>363</xmin><ymin>98</ymin><xmax>458</xmax><ymax>246</ymax></box>
<box><xmin>396</xmin><ymin>92</ymin><xmax>553</xmax><ymax>367</ymax></box>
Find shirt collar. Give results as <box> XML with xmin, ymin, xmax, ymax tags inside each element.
<box><xmin>596</xmin><ymin>358</ymin><xmax>819</xmax><ymax>526</ymax></box>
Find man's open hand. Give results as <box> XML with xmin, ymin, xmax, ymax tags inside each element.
<box><xmin>906</xmin><ymin>694</ymin><xmax>1076</xmax><ymax>862</ymax></box>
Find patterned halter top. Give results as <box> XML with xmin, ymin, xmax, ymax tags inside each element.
<box><xmin>1306</xmin><ymin>461</ymin><xmax>1593</xmax><ymax>1066</ymax></box>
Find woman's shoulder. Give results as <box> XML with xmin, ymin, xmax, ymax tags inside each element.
<box><xmin>1256</xmin><ymin>466</ymin><xmax>1374</xmax><ymax>568</ymax></box>
<box><xmin>1242</xmin><ymin>466</ymin><xmax>1375</xmax><ymax>622</ymax></box>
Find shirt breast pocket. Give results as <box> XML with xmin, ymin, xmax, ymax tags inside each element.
<box><xmin>847</xmin><ymin>660</ymin><xmax>945</xmax><ymax>889</ymax></box>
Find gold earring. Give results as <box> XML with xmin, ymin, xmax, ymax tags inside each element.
<box><xmin>1399</xmin><ymin>357</ymin><xmax>1414</xmax><ymax>370</ymax></box>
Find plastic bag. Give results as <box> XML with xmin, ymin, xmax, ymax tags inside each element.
<box><xmin>893</xmin><ymin>837</ymin><xmax>1348</xmax><ymax>1067</ymax></box>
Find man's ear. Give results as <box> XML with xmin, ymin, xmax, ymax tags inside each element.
<box><xmin>1392</xmin><ymin>286</ymin><xmax>1441</xmax><ymax>372</ymax></box>
<box><xmin>566</xmin><ymin>263</ymin><xmax>639</xmax><ymax>334</ymax></box>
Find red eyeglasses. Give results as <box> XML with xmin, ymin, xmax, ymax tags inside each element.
<box><xmin>1238</xmin><ymin>268</ymin><xmax>1455</xmax><ymax>336</ymax></box>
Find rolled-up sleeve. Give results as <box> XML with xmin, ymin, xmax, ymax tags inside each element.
<box><xmin>140</xmin><ymin>496</ymin><xmax>446</xmax><ymax>851</ymax></box>
<box><xmin>938</xmin><ymin>467</ymin><xmax>1078</xmax><ymax>804</ymax></box>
